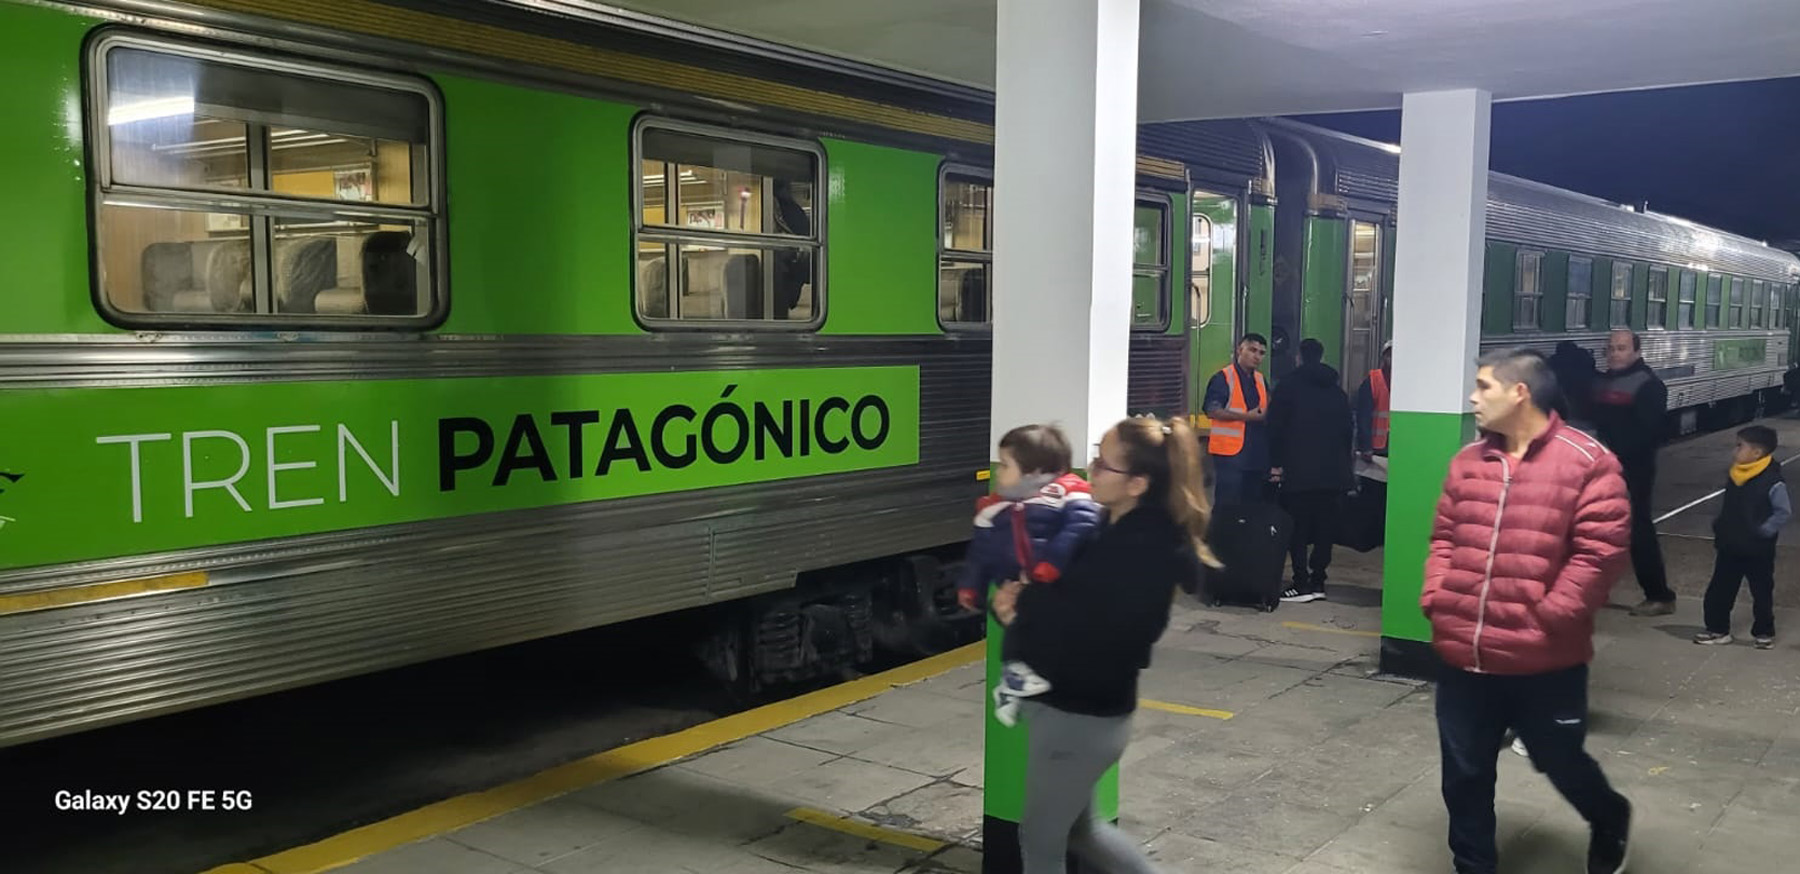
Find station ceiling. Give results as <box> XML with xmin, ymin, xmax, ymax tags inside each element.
<box><xmin>587</xmin><ymin>0</ymin><xmax>1800</xmax><ymax>121</ymax></box>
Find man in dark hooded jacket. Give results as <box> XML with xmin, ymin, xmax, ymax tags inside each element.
<box><xmin>1268</xmin><ymin>338</ymin><xmax>1355</xmax><ymax>603</ymax></box>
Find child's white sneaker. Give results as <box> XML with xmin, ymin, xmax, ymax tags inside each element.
<box><xmin>993</xmin><ymin>663</ymin><xmax>1052</xmax><ymax>727</ymax></box>
<box><xmin>993</xmin><ymin>685</ymin><xmax>1022</xmax><ymax>727</ymax></box>
<box><xmin>1002</xmin><ymin>662</ymin><xmax>1052</xmax><ymax>697</ymax></box>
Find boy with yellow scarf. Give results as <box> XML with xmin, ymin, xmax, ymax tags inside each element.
<box><xmin>1696</xmin><ymin>425</ymin><xmax>1789</xmax><ymax>649</ymax></box>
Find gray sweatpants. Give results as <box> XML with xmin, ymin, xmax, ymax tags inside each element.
<box><xmin>1020</xmin><ymin>701</ymin><xmax>1162</xmax><ymax>874</ymax></box>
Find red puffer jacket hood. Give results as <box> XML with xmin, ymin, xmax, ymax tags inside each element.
<box><xmin>1421</xmin><ymin>414</ymin><xmax>1631</xmax><ymax>675</ymax></box>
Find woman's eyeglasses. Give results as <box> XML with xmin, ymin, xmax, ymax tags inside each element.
<box><xmin>1090</xmin><ymin>456</ymin><xmax>1133</xmax><ymax>478</ymax></box>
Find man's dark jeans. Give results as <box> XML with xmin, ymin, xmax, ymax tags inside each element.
<box><xmin>1436</xmin><ymin>664</ymin><xmax>1630</xmax><ymax>873</ymax></box>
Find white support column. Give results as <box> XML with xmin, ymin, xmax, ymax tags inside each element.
<box><xmin>1391</xmin><ymin>88</ymin><xmax>1492</xmax><ymax>418</ymax></box>
<box><xmin>985</xmin><ymin>1</ymin><xmax>1140</xmax><ymax>867</ymax></box>
<box><xmin>990</xmin><ymin>0</ymin><xmax>1141</xmax><ymax>459</ymax></box>
<box><xmin>1381</xmin><ymin>88</ymin><xmax>1492</xmax><ymax>674</ymax></box>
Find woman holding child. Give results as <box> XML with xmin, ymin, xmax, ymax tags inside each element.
<box><xmin>989</xmin><ymin>415</ymin><xmax>1218</xmax><ymax>873</ymax></box>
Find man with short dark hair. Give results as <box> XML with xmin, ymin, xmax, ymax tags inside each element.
<box><xmin>1424</xmin><ymin>347</ymin><xmax>1634</xmax><ymax>874</ymax></box>
<box><xmin>1591</xmin><ymin>328</ymin><xmax>1676</xmax><ymax>616</ymax></box>
<box><xmin>1268</xmin><ymin>338</ymin><xmax>1353</xmax><ymax>602</ymax></box>
<box><xmin>1205</xmin><ymin>333</ymin><xmax>1270</xmax><ymax>505</ymax></box>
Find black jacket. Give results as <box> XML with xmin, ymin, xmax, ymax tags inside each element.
<box><xmin>1548</xmin><ymin>343</ymin><xmax>1599</xmax><ymax>431</ymax></box>
<box><xmin>1715</xmin><ymin>461</ymin><xmax>1785</xmax><ymax>556</ymax></box>
<box><xmin>1590</xmin><ymin>359</ymin><xmax>1667</xmax><ymax>469</ymax></box>
<box><xmin>1008</xmin><ymin>505</ymin><xmax>1197</xmax><ymax>717</ymax></box>
<box><xmin>1267</xmin><ymin>361</ymin><xmax>1354</xmax><ymax>493</ymax></box>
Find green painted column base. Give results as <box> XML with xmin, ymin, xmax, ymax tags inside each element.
<box><xmin>1378</xmin><ymin>635</ymin><xmax>1446</xmax><ymax>680</ymax></box>
<box><xmin>1379</xmin><ymin>410</ymin><xmax>1478</xmax><ymax>672</ymax></box>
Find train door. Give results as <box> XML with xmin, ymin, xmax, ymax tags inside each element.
<box><xmin>1188</xmin><ymin>189</ymin><xmax>1240</xmax><ymax>415</ymax></box>
<box><xmin>1342</xmin><ymin>217</ymin><xmax>1386</xmax><ymax>385</ymax></box>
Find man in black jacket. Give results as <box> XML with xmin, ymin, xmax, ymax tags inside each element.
<box><xmin>1591</xmin><ymin>329</ymin><xmax>1677</xmax><ymax>615</ymax></box>
<box><xmin>1269</xmin><ymin>338</ymin><xmax>1355</xmax><ymax>603</ymax></box>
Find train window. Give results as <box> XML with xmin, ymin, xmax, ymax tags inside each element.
<box><xmin>1730</xmin><ymin>277</ymin><xmax>1746</xmax><ymax>327</ymax></box>
<box><xmin>1677</xmin><ymin>271</ymin><xmax>1697</xmax><ymax>329</ymax></box>
<box><xmin>89</xmin><ymin>37</ymin><xmax>444</xmax><ymax>326</ymax></box>
<box><xmin>1646</xmin><ymin>267</ymin><xmax>1669</xmax><ymax>328</ymax></box>
<box><xmin>1191</xmin><ymin>213</ymin><xmax>1213</xmax><ymax>328</ymax></box>
<box><xmin>1609</xmin><ymin>261</ymin><xmax>1632</xmax><ymax>327</ymax></box>
<box><xmin>938</xmin><ymin>168</ymin><xmax>991</xmax><ymax>329</ymax></box>
<box><xmin>1706</xmin><ymin>275</ymin><xmax>1723</xmax><ymax>328</ymax></box>
<box><xmin>635</xmin><ymin>121</ymin><xmax>821</xmax><ymax>327</ymax></box>
<box><xmin>1513</xmin><ymin>249</ymin><xmax>1542</xmax><ymax>331</ymax></box>
<box><xmin>1132</xmin><ymin>199</ymin><xmax>1170</xmax><ymax>330</ymax></box>
<box><xmin>1750</xmin><ymin>280</ymin><xmax>1767</xmax><ymax>328</ymax></box>
<box><xmin>1566</xmin><ymin>256</ymin><xmax>1593</xmax><ymax>330</ymax></box>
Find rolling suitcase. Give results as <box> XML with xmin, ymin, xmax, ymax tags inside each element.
<box><xmin>1202</xmin><ymin>501</ymin><xmax>1291</xmax><ymax>612</ymax></box>
<box><xmin>1335</xmin><ymin>476</ymin><xmax>1387</xmax><ymax>552</ymax></box>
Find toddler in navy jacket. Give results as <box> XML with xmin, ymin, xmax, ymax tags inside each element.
<box><xmin>958</xmin><ymin>424</ymin><xmax>1104</xmax><ymax>726</ymax></box>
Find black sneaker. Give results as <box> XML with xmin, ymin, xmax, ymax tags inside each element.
<box><xmin>1587</xmin><ymin>802</ymin><xmax>1631</xmax><ymax>874</ymax></box>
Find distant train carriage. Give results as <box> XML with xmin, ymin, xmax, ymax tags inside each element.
<box><xmin>2</xmin><ymin>0</ymin><xmax>1796</xmax><ymax>750</ymax></box>
<box><xmin>1189</xmin><ymin>119</ymin><xmax>1800</xmax><ymax>429</ymax></box>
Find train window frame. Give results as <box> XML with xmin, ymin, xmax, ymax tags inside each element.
<box><xmin>1730</xmin><ymin>277</ymin><xmax>1746</xmax><ymax>327</ymax></box>
<box><xmin>1565</xmin><ymin>255</ymin><xmax>1593</xmax><ymax>331</ymax></box>
<box><xmin>1706</xmin><ymin>274</ymin><xmax>1723</xmax><ymax>328</ymax></box>
<box><xmin>631</xmin><ymin>117</ymin><xmax>826</xmax><ymax>332</ymax></box>
<box><xmin>1130</xmin><ymin>194</ymin><xmax>1172</xmax><ymax>333</ymax></box>
<box><xmin>1609</xmin><ymin>261</ymin><xmax>1632</xmax><ymax>328</ymax></box>
<box><xmin>85</xmin><ymin>31</ymin><xmax>448</xmax><ymax>330</ymax></box>
<box><xmin>1646</xmin><ymin>266</ymin><xmax>1669</xmax><ymax>329</ymax></box>
<box><xmin>1513</xmin><ymin>249</ymin><xmax>1543</xmax><ymax>331</ymax></box>
<box><xmin>1677</xmin><ymin>270</ymin><xmax>1697</xmax><ymax>330</ymax></box>
<box><xmin>1750</xmin><ymin>279</ymin><xmax>1767</xmax><ymax>328</ymax></box>
<box><xmin>937</xmin><ymin>163</ymin><xmax>992</xmax><ymax>332</ymax></box>
<box><xmin>1190</xmin><ymin>212</ymin><xmax>1214</xmax><ymax>329</ymax></box>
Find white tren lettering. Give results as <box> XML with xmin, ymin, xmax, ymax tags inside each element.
<box><xmin>95</xmin><ymin>433</ymin><xmax>173</xmax><ymax>523</ymax></box>
<box><xmin>338</xmin><ymin>421</ymin><xmax>401</xmax><ymax>502</ymax></box>
<box><xmin>183</xmin><ymin>430</ymin><xmax>253</xmax><ymax>518</ymax></box>
<box><xmin>266</xmin><ymin>425</ymin><xmax>325</xmax><ymax>510</ymax></box>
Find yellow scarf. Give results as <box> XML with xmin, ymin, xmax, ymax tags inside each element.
<box><xmin>1730</xmin><ymin>455</ymin><xmax>1772</xmax><ymax>486</ymax></box>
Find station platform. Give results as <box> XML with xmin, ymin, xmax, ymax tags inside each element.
<box><xmin>213</xmin><ymin>538</ymin><xmax>1800</xmax><ymax>874</ymax></box>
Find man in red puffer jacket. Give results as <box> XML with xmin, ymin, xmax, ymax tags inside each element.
<box><xmin>1422</xmin><ymin>348</ymin><xmax>1634</xmax><ymax>874</ymax></box>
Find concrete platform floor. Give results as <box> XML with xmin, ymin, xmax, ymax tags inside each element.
<box><xmin>314</xmin><ymin>559</ymin><xmax>1800</xmax><ymax>874</ymax></box>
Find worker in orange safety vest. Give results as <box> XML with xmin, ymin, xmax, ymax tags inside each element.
<box><xmin>1356</xmin><ymin>341</ymin><xmax>1392</xmax><ymax>462</ymax></box>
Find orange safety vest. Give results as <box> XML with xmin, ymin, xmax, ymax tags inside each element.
<box><xmin>1208</xmin><ymin>365</ymin><xmax>1267</xmax><ymax>457</ymax></box>
<box><xmin>1369</xmin><ymin>368</ymin><xmax>1391</xmax><ymax>451</ymax></box>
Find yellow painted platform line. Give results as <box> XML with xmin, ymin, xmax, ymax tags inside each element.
<box><xmin>199</xmin><ymin>642</ymin><xmax>985</xmax><ymax>874</ymax></box>
<box><xmin>0</xmin><ymin>571</ymin><xmax>207</xmax><ymax>616</ymax></box>
<box><xmin>1139</xmin><ymin>698</ymin><xmax>1234</xmax><ymax>720</ymax></box>
<box><xmin>786</xmin><ymin>807</ymin><xmax>947</xmax><ymax>853</ymax></box>
<box><xmin>1282</xmin><ymin>620</ymin><xmax>1381</xmax><ymax>639</ymax></box>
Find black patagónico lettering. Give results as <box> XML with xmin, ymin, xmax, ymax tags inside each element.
<box><xmin>596</xmin><ymin>409</ymin><xmax>652</xmax><ymax>475</ymax></box>
<box><xmin>651</xmin><ymin>404</ymin><xmax>698</xmax><ymax>468</ymax></box>
<box><xmin>815</xmin><ymin>397</ymin><xmax>850</xmax><ymax>454</ymax></box>
<box><xmin>438</xmin><ymin>417</ymin><xmax>494</xmax><ymax>491</ymax></box>
<box><xmin>494</xmin><ymin>414</ymin><xmax>557</xmax><ymax>486</ymax></box>
<box><xmin>550</xmin><ymin>410</ymin><xmax>600</xmax><ymax>480</ymax></box>
<box><xmin>851</xmin><ymin>395</ymin><xmax>891</xmax><ymax>450</ymax></box>
<box><xmin>753</xmin><ymin>401</ymin><xmax>794</xmax><ymax>461</ymax></box>
<box><xmin>702</xmin><ymin>389</ymin><xmax>751</xmax><ymax>465</ymax></box>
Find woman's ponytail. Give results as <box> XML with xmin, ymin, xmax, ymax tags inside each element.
<box><xmin>1115</xmin><ymin>416</ymin><xmax>1221</xmax><ymax>568</ymax></box>
<box><xmin>1163</xmin><ymin>418</ymin><xmax>1222</xmax><ymax>568</ymax></box>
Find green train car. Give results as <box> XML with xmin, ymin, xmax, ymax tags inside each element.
<box><xmin>1</xmin><ymin>0</ymin><xmax>1793</xmax><ymax>748</ymax></box>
